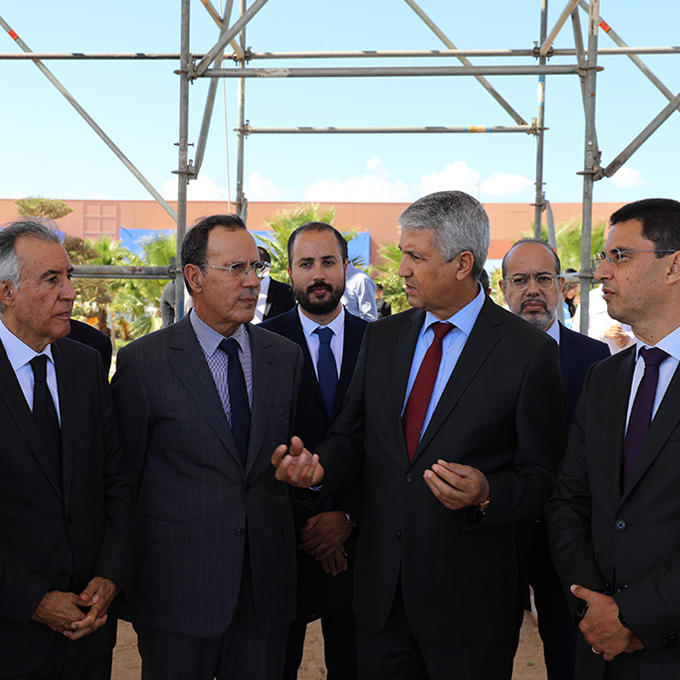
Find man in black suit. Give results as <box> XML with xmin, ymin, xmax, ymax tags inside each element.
<box><xmin>112</xmin><ymin>215</ymin><xmax>303</xmax><ymax>680</ymax></box>
<box><xmin>0</xmin><ymin>218</ymin><xmax>134</xmax><ymax>679</ymax></box>
<box><xmin>547</xmin><ymin>198</ymin><xmax>680</xmax><ymax>679</ymax></box>
<box><xmin>273</xmin><ymin>191</ymin><xmax>566</xmax><ymax>679</ymax></box>
<box><xmin>67</xmin><ymin>318</ymin><xmax>113</xmax><ymax>374</ymax></box>
<box><xmin>500</xmin><ymin>238</ymin><xmax>610</xmax><ymax>680</ymax></box>
<box><xmin>251</xmin><ymin>246</ymin><xmax>296</xmax><ymax>323</ymax></box>
<box><xmin>262</xmin><ymin>221</ymin><xmax>367</xmax><ymax>680</ymax></box>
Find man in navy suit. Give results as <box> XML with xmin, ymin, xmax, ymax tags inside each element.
<box><xmin>262</xmin><ymin>222</ymin><xmax>367</xmax><ymax>680</ymax></box>
<box><xmin>500</xmin><ymin>238</ymin><xmax>610</xmax><ymax>680</ymax></box>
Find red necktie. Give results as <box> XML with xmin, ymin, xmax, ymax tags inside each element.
<box><xmin>402</xmin><ymin>322</ymin><xmax>454</xmax><ymax>461</ymax></box>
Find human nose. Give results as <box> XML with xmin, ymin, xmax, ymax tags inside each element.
<box><xmin>593</xmin><ymin>260</ymin><xmax>609</xmax><ymax>282</ymax></box>
<box><xmin>242</xmin><ymin>265</ymin><xmax>260</xmax><ymax>287</ymax></box>
<box><xmin>61</xmin><ymin>278</ymin><xmax>76</xmax><ymax>300</ymax></box>
<box><xmin>525</xmin><ymin>276</ymin><xmax>542</xmax><ymax>294</ymax></box>
<box><xmin>397</xmin><ymin>256</ymin><xmax>409</xmax><ymax>278</ymax></box>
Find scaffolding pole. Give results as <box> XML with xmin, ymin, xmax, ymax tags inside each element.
<box><xmin>241</xmin><ymin>125</ymin><xmax>536</xmax><ymax>134</ymax></box>
<box><xmin>534</xmin><ymin>0</ymin><xmax>549</xmax><ymax>237</ymax></box>
<box><xmin>578</xmin><ymin>0</ymin><xmax>601</xmax><ymax>333</ymax></box>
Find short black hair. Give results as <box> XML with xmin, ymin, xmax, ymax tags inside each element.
<box><xmin>181</xmin><ymin>214</ymin><xmax>246</xmax><ymax>295</ymax></box>
<box><xmin>609</xmin><ymin>198</ymin><xmax>680</xmax><ymax>255</ymax></box>
<box><xmin>287</xmin><ymin>222</ymin><xmax>348</xmax><ymax>265</ymax></box>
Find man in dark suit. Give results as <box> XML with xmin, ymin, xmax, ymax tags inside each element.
<box><xmin>547</xmin><ymin>198</ymin><xmax>680</xmax><ymax>679</ymax></box>
<box><xmin>112</xmin><ymin>214</ymin><xmax>303</xmax><ymax>680</ymax></box>
<box><xmin>0</xmin><ymin>218</ymin><xmax>134</xmax><ymax>679</ymax></box>
<box><xmin>262</xmin><ymin>221</ymin><xmax>368</xmax><ymax>680</ymax></box>
<box><xmin>67</xmin><ymin>318</ymin><xmax>113</xmax><ymax>374</ymax></box>
<box><xmin>251</xmin><ymin>246</ymin><xmax>296</xmax><ymax>324</ymax></box>
<box><xmin>500</xmin><ymin>238</ymin><xmax>610</xmax><ymax>680</ymax></box>
<box><xmin>273</xmin><ymin>191</ymin><xmax>567</xmax><ymax>679</ymax></box>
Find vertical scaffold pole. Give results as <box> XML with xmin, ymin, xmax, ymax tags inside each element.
<box><xmin>578</xmin><ymin>0</ymin><xmax>600</xmax><ymax>334</ymax></box>
<box><xmin>235</xmin><ymin>0</ymin><xmax>247</xmax><ymax>219</ymax></box>
<box><xmin>176</xmin><ymin>0</ymin><xmax>191</xmax><ymax>320</ymax></box>
<box><xmin>534</xmin><ymin>0</ymin><xmax>548</xmax><ymax>238</ymax></box>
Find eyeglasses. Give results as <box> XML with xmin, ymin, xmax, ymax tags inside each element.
<box><xmin>591</xmin><ymin>248</ymin><xmax>678</xmax><ymax>269</ymax></box>
<box><xmin>203</xmin><ymin>261</ymin><xmax>271</xmax><ymax>279</ymax></box>
<box><xmin>504</xmin><ymin>274</ymin><xmax>558</xmax><ymax>291</ymax></box>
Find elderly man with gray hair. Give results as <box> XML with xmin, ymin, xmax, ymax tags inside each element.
<box><xmin>273</xmin><ymin>191</ymin><xmax>566</xmax><ymax>680</ymax></box>
<box><xmin>0</xmin><ymin>218</ymin><xmax>134</xmax><ymax>680</ymax></box>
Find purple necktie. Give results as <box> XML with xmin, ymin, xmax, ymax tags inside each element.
<box><xmin>622</xmin><ymin>347</ymin><xmax>669</xmax><ymax>487</ymax></box>
<box><xmin>402</xmin><ymin>322</ymin><xmax>454</xmax><ymax>461</ymax></box>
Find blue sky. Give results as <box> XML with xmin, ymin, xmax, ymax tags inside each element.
<box><xmin>1</xmin><ymin>1</ymin><xmax>679</xmax><ymax>208</ymax></box>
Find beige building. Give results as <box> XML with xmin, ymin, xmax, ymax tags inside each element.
<box><xmin>0</xmin><ymin>198</ymin><xmax>624</xmax><ymax>262</ymax></box>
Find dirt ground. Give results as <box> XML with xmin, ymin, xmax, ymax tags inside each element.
<box><xmin>111</xmin><ymin>611</ymin><xmax>546</xmax><ymax>679</ymax></box>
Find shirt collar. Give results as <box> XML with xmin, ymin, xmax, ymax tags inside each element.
<box><xmin>298</xmin><ymin>304</ymin><xmax>346</xmax><ymax>339</ymax></box>
<box><xmin>422</xmin><ymin>282</ymin><xmax>485</xmax><ymax>338</ymax></box>
<box><xmin>190</xmin><ymin>308</ymin><xmax>248</xmax><ymax>357</ymax></box>
<box><xmin>634</xmin><ymin>323</ymin><xmax>680</xmax><ymax>362</ymax></box>
<box><xmin>546</xmin><ymin>318</ymin><xmax>560</xmax><ymax>345</ymax></box>
<box><xmin>0</xmin><ymin>317</ymin><xmax>55</xmax><ymax>371</ymax></box>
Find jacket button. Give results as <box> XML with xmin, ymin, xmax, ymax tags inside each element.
<box><xmin>615</xmin><ymin>519</ymin><xmax>627</xmax><ymax>531</ymax></box>
<box><xmin>405</xmin><ymin>473</ymin><xmax>415</xmax><ymax>483</ymax></box>
<box><xmin>395</xmin><ymin>530</ymin><xmax>402</xmax><ymax>539</ymax></box>
<box><xmin>58</xmin><ymin>569</ymin><xmax>70</xmax><ymax>580</ymax></box>
<box><xmin>235</xmin><ymin>527</ymin><xmax>245</xmax><ymax>537</ymax></box>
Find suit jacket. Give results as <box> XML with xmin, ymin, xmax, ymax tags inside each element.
<box><xmin>0</xmin><ymin>338</ymin><xmax>134</xmax><ymax>676</ymax></box>
<box><xmin>314</xmin><ymin>297</ymin><xmax>567</xmax><ymax>644</ymax></box>
<box><xmin>67</xmin><ymin>318</ymin><xmax>113</xmax><ymax>374</ymax></box>
<box><xmin>261</xmin><ymin>307</ymin><xmax>368</xmax><ymax>522</ymax></box>
<box><xmin>547</xmin><ymin>347</ymin><xmax>680</xmax><ymax>679</ymax></box>
<box><xmin>263</xmin><ymin>277</ymin><xmax>297</xmax><ymax>322</ymax></box>
<box><xmin>111</xmin><ymin>315</ymin><xmax>303</xmax><ymax>637</ymax></box>
<box><xmin>558</xmin><ymin>322</ymin><xmax>610</xmax><ymax>430</ymax></box>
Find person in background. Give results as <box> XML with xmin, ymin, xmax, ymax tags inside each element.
<box><xmin>341</xmin><ymin>259</ymin><xmax>377</xmax><ymax>322</ymax></box>
<box><xmin>375</xmin><ymin>283</ymin><xmax>391</xmax><ymax>319</ymax></box>
<box><xmin>251</xmin><ymin>246</ymin><xmax>296</xmax><ymax>324</ymax></box>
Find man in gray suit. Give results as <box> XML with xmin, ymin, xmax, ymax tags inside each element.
<box><xmin>112</xmin><ymin>214</ymin><xmax>303</xmax><ymax>680</ymax></box>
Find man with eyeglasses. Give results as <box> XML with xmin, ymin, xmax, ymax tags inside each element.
<box><xmin>500</xmin><ymin>238</ymin><xmax>610</xmax><ymax>680</ymax></box>
<box><xmin>547</xmin><ymin>198</ymin><xmax>680</xmax><ymax>679</ymax></box>
<box><xmin>112</xmin><ymin>214</ymin><xmax>303</xmax><ymax>680</ymax></box>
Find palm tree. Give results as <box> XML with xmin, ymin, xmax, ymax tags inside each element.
<box><xmin>258</xmin><ymin>204</ymin><xmax>356</xmax><ymax>283</ymax></box>
<box><xmin>372</xmin><ymin>243</ymin><xmax>410</xmax><ymax>314</ymax></box>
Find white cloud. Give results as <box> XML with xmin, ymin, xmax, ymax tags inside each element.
<box><xmin>162</xmin><ymin>174</ymin><xmax>232</xmax><ymax>201</ymax></box>
<box><xmin>610</xmin><ymin>166</ymin><xmax>648</xmax><ymax>189</ymax></box>
<box><xmin>366</xmin><ymin>157</ymin><xmax>381</xmax><ymax>171</ymax></box>
<box><xmin>244</xmin><ymin>171</ymin><xmax>293</xmax><ymax>201</ymax></box>
<box><xmin>480</xmin><ymin>172</ymin><xmax>534</xmax><ymax>196</ymax></box>
<box><xmin>303</xmin><ymin>173</ymin><xmax>411</xmax><ymax>203</ymax></box>
<box><xmin>418</xmin><ymin>161</ymin><xmax>480</xmax><ymax>197</ymax></box>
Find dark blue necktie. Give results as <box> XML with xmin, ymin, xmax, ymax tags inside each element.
<box><xmin>622</xmin><ymin>346</ymin><xmax>669</xmax><ymax>487</ymax></box>
<box><xmin>220</xmin><ymin>338</ymin><xmax>250</xmax><ymax>464</ymax></box>
<box><xmin>29</xmin><ymin>354</ymin><xmax>62</xmax><ymax>481</ymax></box>
<box><xmin>315</xmin><ymin>326</ymin><xmax>338</xmax><ymax>416</ymax></box>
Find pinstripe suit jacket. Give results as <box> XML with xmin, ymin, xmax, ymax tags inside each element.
<box><xmin>112</xmin><ymin>315</ymin><xmax>303</xmax><ymax>636</ymax></box>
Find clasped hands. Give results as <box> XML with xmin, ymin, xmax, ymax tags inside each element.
<box><xmin>571</xmin><ymin>585</ymin><xmax>644</xmax><ymax>661</ymax></box>
<box><xmin>32</xmin><ymin>576</ymin><xmax>120</xmax><ymax>640</ymax></box>
<box><xmin>298</xmin><ymin>511</ymin><xmax>353</xmax><ymax>576</ymax></box>
<box><xmin>272</xmin><ymin>437</ymin><xmax>489</xmax><ymax>511</ymax></box>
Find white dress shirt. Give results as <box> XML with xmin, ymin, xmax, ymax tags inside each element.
<box><xmin>297</xmin><ymin>305</ymin><xmax>345</xmax><ymax>380</ymax></box>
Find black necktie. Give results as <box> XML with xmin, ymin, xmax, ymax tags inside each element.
<box><xmin>29</xmin><ymin>355</ymin><xmax>62</xmax><ymax>480</ymax></box>
<box><xmin>315</xmin><ymin>326</ymin><xmax>338</xmax><ymax>416</ymax></box>
<box><xmin>220</xmin><ymin>338</ymin><xmax>250</xmax><ymax>464</ymax></box>
<box><xmin>622</xmin><ymin>346</ymin><xmax>669</xmax><ymax>487</ymax></box>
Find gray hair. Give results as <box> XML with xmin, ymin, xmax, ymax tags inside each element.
<box><xmin>0</xmin><ymin>218</ymin><xmax>63</xmax><ymax>313</ymax></box>
<box><xmin>398</xmin><ymin>191</ymin><xmax>490</xmax><ymax>280</ymax></box>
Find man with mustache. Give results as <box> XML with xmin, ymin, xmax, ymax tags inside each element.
<box><xmin>112</xmin><ymin>214</ymin><xmax>303</xmax><ymax>680</ymax></box>
<box><xmin>547</xmin><ymin>199</ymin><xmax>680</xmax><ymax>678</ymax></box>
<box><xmin>262</xmin><ymin>221</ymin><xmax>368</xmax><ymax>680</ymax></box>
<box><xmin>500</xmin><ymin>239</ymin><xmax>609</xmax><ymax>680</ymax></box>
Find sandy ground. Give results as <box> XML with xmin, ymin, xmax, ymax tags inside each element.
<box><xmin>112</xmin><ymin>611</ymin><xmax>546</xmax><ymax>679</ymax></box>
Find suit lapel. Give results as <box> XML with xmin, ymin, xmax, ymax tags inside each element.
<box><xmin>392</xmin><ymin>309</ymin><xmax>425</xmax><ymax>461</ymax></box>
<box><xmin>609</xmin><ymin>349</ymin><xmax>635</xmax><ymax>504</ymax></box>
<box><xmin>166</xmin><ymin>317</ymin><xmax>241</xmax><ymax>465</ymax></box>
<box><xmin>333</xmin><ymin>313</ymin><xmax>364</xmax><ymax>419</ymax></box>
<box><xmin>622</xmin><ymin>353</ymin><xmax>680</xmax><ymax>502</ymax></box>
<box><xmin>413</xmin><ymin>299</ymin><xmax>500</xmax><ymax>462</ymax></box>
<box><xmin>559</xmin><ymin>323</ymin><xmax>578</xmax><ymax>394</ymax></box>
<box><xmin>53</xmin><ymin>340</ymin><xmax>73</xmax><ymax>503</ymax></box>
<box><xmin>247</xmin><ymin>325</ymin><xmax>277</xmax><ymax>476</ymax></box>
<box><xmin>0</xmin><ymin>340</ymin><xmax>63</xmax><ymax>498</ymax></box>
